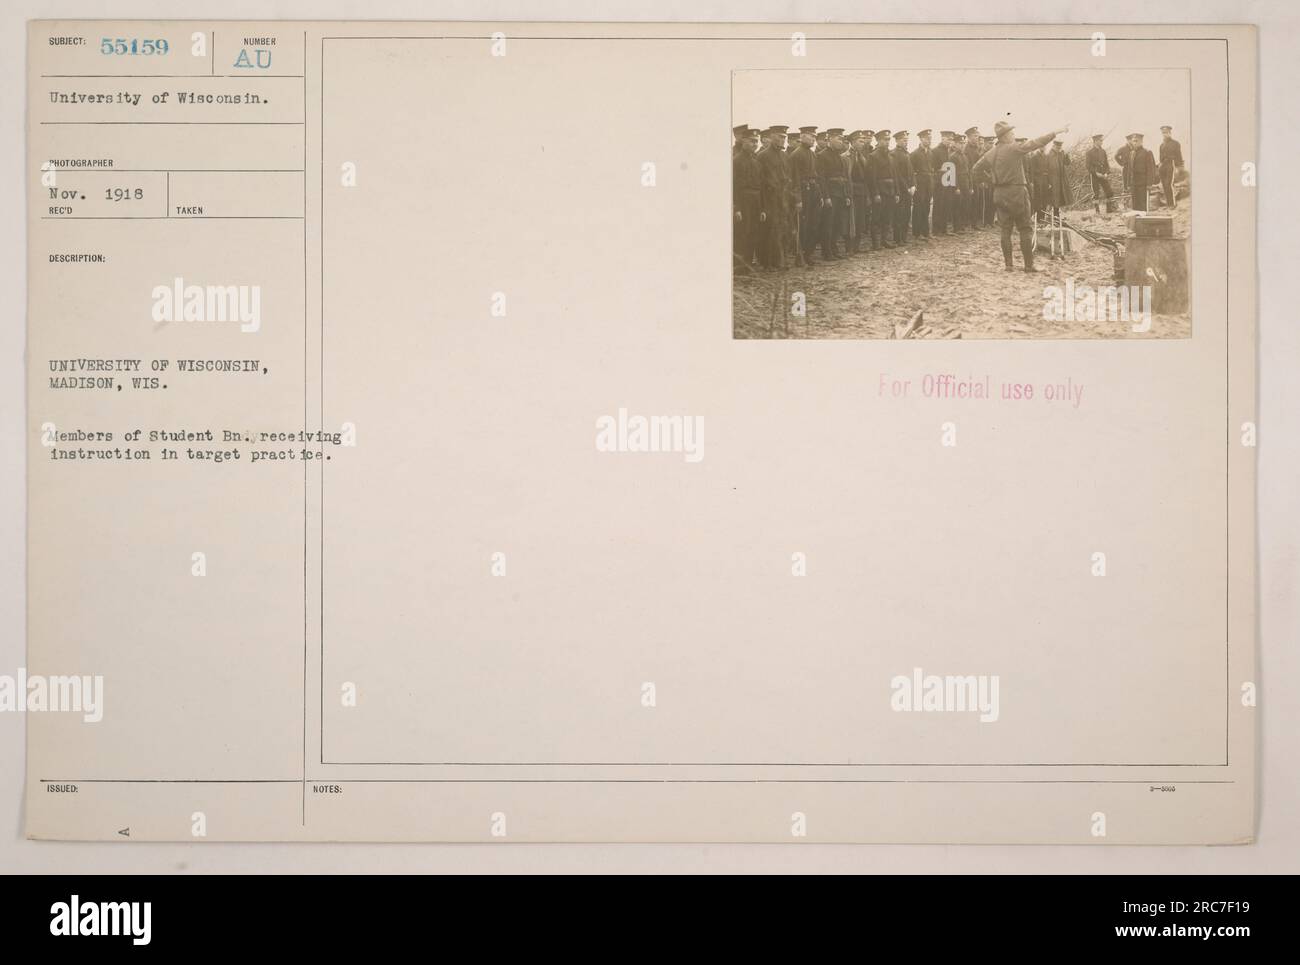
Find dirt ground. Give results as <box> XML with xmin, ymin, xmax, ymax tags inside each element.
<box><xmin>733</xmin><ymin>201</ymin><xmax>1192</xmax><ymax>340</ymax></box>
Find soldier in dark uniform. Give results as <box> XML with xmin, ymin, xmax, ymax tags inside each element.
<box><xmin>1115</xmin><ymin>136</ymin><xmax>1134</xmax><ymax>197</ymax></box>
<box><xmin>932</xmin><ymin>131</ymin><xmax>955</xmax><ymax>235</ymax></box>
<box><xmin>773</xmin><ymin>130</ymin><xmax>791</xmax><ymax>258</ymax></box>
<box><xmin>732</xmin><ymin>124</ymin><xmax>749</xmax><ymax>161</ymax></box>
<box><xmin>816</xmin><ymin>128</ymin><xmax>850</xmax><ymax>260</ymax></box>
<box><xmin>910</xmin><ymin>129</ymin><xmax>934</xmax><ymax>242</ymax></box>
<box><xmin>1045</xmin><ymin>139</ymin><xmax>1071</xmax><ymax>208</ymax></box>
<box><xmin>790</xmin><ymin>126</ymin><xmax>820</xmax><ymax>265</ymax></box>
<box><xmin>732</xmin><ymin>129</ymin><xmax>764</xmax><ymax>272</ymax></box>
<box><xmin>971</xmin><ymin>120</ymin><xmax>1070</xmax><ymax>273</ymax></box>
<box><xmin>812</xmin><ymin>130</ymin><xmax>829</xmax><ymax>258</ymax></box>
<box><xmin>1127</xmin><ymin>132</ymin><xmax>1157</xmax><ymax>211</ymax></box>
<box><xmin>868</xmin><ymin>129</ymin><xmax>897</xmax><ymax>249</ymax></box>
<box><xmin>784</xmin><ymin>130</ymin><xmax>803</xmax><ymax>259</ymax></box>
<box><xmin>775</xmin><ymin>126</ymin><xmax>796</xmax><ymax>261</ymax></box>
<box><xmin>981</xmin><ymin>136</ymin><xmax>998</xmax><ymax>225</ymax></box>
<box><xmin>777</xmin><ymin>127</ymin><xmax>798</xmax><ymax>262</ymax></box>
<box><xmin>1158</xmin><ymin>125</ymin><xmax>1184</xmax><ymax>209</ymax></box>
<box><xmin>838</xmin><ymin>130</ymin><xmax>857</xmax><ymax>253</ymax></box>
<box><xmin>1043</xmin><ymin>138</ymin><xmax>1072</xmax><ymax>259</ymax></box>
<box><xmin>756</xmin><ymin>126</ymin><xmax>789</xmax><ymax>268</ymax></box>
<box><xmin>780</xmin><ymin>129</ymin><xmax>799</xmax><ymax>262</ymax></box>
<box><xmin>891</xmin><ymin>130</ymin><xmax>914</xmax><ymax>246</ymax></box>
<box><xmin>1028</xmin><ymin>146</ymin><xmax>1051</xmax><ymax>221</ymax></box>
<box><xmin>1085</xmin><ymin>133</ymin><xmax>1115</xmax><ymax>213</ymax></box>
<box><xmin>964</xmin><ymin>127</ymin><xmax>986</xmax><ymax>229</ymax></box>
<box><xmin>849</xmin><ymin>130</ymin><xmax>873</xmax><ymax>253</ymax></box>
<box><xmin>951</xmin><ymin>132</ymin><xmax>972</xmax><ymax>233</ymax></box>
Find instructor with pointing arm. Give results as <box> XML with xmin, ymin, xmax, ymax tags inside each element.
<box><xmin>972</xmin><ymin>120</ymin><xmax>1070</xmax><ymax>273</ymax></box>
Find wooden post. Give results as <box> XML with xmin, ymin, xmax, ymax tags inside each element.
<box><xmin>1124</xmin><ymin>237</ymin><xmax>1189</xmax><ymax>314</ymax></box>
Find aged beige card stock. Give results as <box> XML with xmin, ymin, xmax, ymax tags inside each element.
<box><xmin>25</xmin><ymin>22</ymin><xmax>1256</xmax><ymax>843</ymax></box>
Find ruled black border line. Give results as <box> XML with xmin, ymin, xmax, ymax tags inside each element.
<box><xmin>38</xmin><ymin>777</ymin><xmax>1236</xmax><ymax>785</ymax></box>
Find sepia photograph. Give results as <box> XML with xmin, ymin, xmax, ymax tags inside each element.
<box><xmin>732</xmin><ymin>68</ymin><xmax>1191</xmax><ymax>339</ymax></box>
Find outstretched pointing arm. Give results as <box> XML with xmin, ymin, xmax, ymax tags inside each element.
<box><xmin>1026</xmin><ymin>125</ymin><xmax>1069</xmax><ymax>152</ymax></box>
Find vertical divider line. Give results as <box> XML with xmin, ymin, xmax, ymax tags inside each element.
<box><xmin>302</xmin><ymin>29</ymin><xmax>309</xmax><ymax>826</ymax></box>
<box><xmin>320</xmin><ymin>37</ymin><xmax>326</xmax><ymax>768</ymax></box>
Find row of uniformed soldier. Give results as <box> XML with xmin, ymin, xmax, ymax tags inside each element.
<box><xmin>1043</xmin><ymin>127</ymin><xmax>1181</xmax><ymax>215</ymax></box>
<box><xmin>733</xmin><ymin>121</ymin><xmax>1184</xmax><ymax>273</ymax></box>
<box><xmin>733</xmin><ymin>124</ymin><xmax>1014</xmax><ymax>271</ymax></box>
<box><xmin>1111</xmin><ymin>126</ymin><xmax>1183</xmax><ymax>211</ymax></box>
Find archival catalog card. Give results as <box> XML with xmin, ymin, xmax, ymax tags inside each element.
<box><xmin>25</xmin><ymin>21</ymin><xmax>1257</xmax><ymax>843</ymax></box>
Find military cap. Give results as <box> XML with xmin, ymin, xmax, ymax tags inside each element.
<box><xmin>799</xmin><ymin>126</ymin><xmax>818</xmax><ymax>134</ymax></box>
<box><xmin>964</xmin><ymin>126</ymin><xmax>980</xmax><ymax>136</ymax></box>
<box><xmin>846</xmin><ymin>130</ymin><xmax>863</xmax><ymax>140</ymax></box>
<box><xmin>917</xmin><ymin>128</ymin><xmax>932</xmax><ymax>137</ymax></box>
<box><xmin>769</xmin><ymin>125</ymin><xmax>789</xmax><ymax>134</ymax></box>
<box><xmin>894</xmin><ymin>129</ymin><xmax>908</xmax><ymax>139</ymax></box>
<box><xmin>993</xmin><ymin>120</ymin><xmax>1014</xmax><ymax>137</ymax></box>
<box><xmin>732</xmin><ymin>125</ymin><xmax>750</xmax><ymax>136</ymax></box>
<box><xmin>940</xmin><ymin>129</ymin><xmax>956</xmax><ymax>138</ymax></box>
<box><xmin>1014</xmin><ymin>137</ymin><xmax>1027</xmax><ymax>144</ymax></box>
<box><xmin>826</xmin><ymin>127</ymin><xmax>845</xmax><ymax>137</ymax></box>
<box><xmin>1128</xmin><ymin>132</ymin><xmax>1144</xmax><ymax>139</ymax></box>
<box><xmin>1160</xmin><ymin>125</ymin><xmax>1173</xmax><ymax>132</ymax></box>
<box><xmin>1052</xmin><ymin>139</ymin><xmax>1063</xmax><ymax>146</ymax></box>
<box><xmin>1092</xmin><ymin>133</ymin><xmax>1105</xmax><ymax>140</ymax></box>
<box><xmin>862</xmin><ymin>129</ymin><xmax>875</xmax><ymax>137</ymax></box>
<box><xmin>875</xmin><ymin>128</ymin><xmax>891</xmax><ymax>138</ymax></box>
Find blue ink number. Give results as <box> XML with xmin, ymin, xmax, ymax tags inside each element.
<box><xmin>100</xmin><ymin>38</ymin><xmax>169</xmax><ymax>56</ymax></box>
